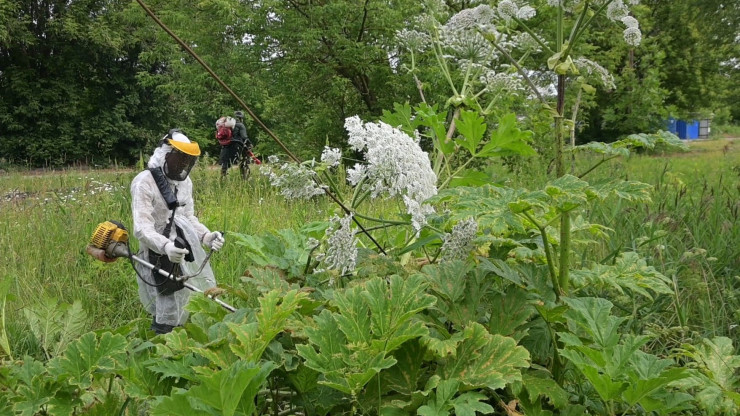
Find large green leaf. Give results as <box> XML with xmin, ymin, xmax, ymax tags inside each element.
<box><xmin>415</xmin><ymin>103</ymin><xmax>453</xmax><ymax>155</ymax></box>
<box><xmin>363</xmin><ymin>275</ymin><xmax>436</xmax><ymax>353</ymax></box>
<box><xmin>455</xmin><ymin>110</ymin><xmax>487</xmax><ymax>155</ymax></box>
<box><xmin>675</xmin><ymin>337</ymin><xmax>740</xmax><ymax>415</ymax></box>
<box><xmin>477</xmin><ymin>113</ymin><xmax>536</xmax><ymax>157</ymax></box>
<box><xmin>570</xmin><ymin>252</ymin><xmax>673</xmax><ymax>300</ymax></box>
<box><xmin>438</xmin><ymin>323</ymin><xmax>530</xmax><ymax>390</ymax></box>
<box><xmin>47</xmin><ymin>332</ymin><xmax>127</xmax><ymax>389</ymax></box>
<box><xmin>380</xmin><ymin>340</ymin><xmax>425</xmax><ymax>396</ymax></box>
<box><xmin>228</xmin><ymin>289</ymin><xmax>307</xmax><ymax>362</ymax></box>
<box><xmin>380</xmin><ymin>102</ymin><xmax>421</xmax><ymax>137</ymax></box>
<box><xmin>588</xmin><ymin>179</ymin><xmax>653</xmax><ymax>203</ymax></box>
<box><xmin>433</xmin><ymin>186</ymin><xmax>530</xmax><ymax>236</ymax></box>
<box><xmin>488</xmin><ymin>287</ymin><xmax>534</xmax><ymax>341</ymax></box>
<box><xmin>544</xmin><ymin>174</ymin><xmax>591</xmax><ymax>212</ymax></box>
<box><xmin>561</xmin><ymin>297</ymin><xmax>624</xmax><ymax>349</ymax></box>
<box><xmin>297</xmin><ymin>310</ymin><xmax>396</xmax><ymax>395</ymax></box>
<box><xmin>518</xmin><ymin>370</ymin><xmax>569</xmax><ymax>409</ymax></box>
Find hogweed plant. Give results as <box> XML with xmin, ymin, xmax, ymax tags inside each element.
<box><xmin>2</xmin><ymin>2</ymin><xmax>733</xmax><ymax>416</ymax></box>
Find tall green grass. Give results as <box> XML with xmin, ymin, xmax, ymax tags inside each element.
<box><xmin>586</xmin><ymin>138</ymin><xmax>740</xmax><ymax>342</ymax></box>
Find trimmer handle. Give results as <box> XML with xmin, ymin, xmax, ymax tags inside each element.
<box><xmin>174</xmin><ymin>236</ymin><xmax>195</xmax><ymax>262</ymax></box>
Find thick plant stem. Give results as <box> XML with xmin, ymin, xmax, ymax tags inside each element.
<box><xmin>523</xmin><ymin>211</ymin><xmax>559</xmax><ymax>298</ymax></box>
<box><xmin>555</xmin><ymin>74</ymin><xmax>570</xmax><ymax>296</ymax></box>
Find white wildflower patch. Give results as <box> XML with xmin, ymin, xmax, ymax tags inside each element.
<box><xmin>316</xmin><ymin>214</ymin><xmax>358</xmax><ymax>276</ymax></box>
<box><xmin>344</xmin><ymin>116</ymin><xmax>438</xmax><ymax>233</ymax></box>
<box><xmin>440</xmin><ymin>217</ymin><xmax>478</xmax><ymax>262</ymax></box>
<box><xmin>320</xmin><ymin>146</ymin><xmax>342</xmax><ymax>167</ymax></box>
<box><xmin>260</xmin><ymin>155</ymin><xmax>325</xmax><ymax>200</ymax></box>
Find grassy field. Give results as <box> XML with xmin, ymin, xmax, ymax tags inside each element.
<box><xmin>0</xmin><ymin>137</ymin><xmax>738</xmax><ymax>356</ymax></box>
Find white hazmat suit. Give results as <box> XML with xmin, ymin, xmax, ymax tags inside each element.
<box><xmin>131</xmin><ymin>134</ymin><xmax>220</xmax><ymax>329</ymax></box>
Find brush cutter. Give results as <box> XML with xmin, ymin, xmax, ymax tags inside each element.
<box><xmin>86</xmin><ymin>220</ymin><xmax>236</xmax><ymax>312</ymax></box>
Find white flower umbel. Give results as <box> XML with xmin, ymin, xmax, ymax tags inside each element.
<box><xmin>318</xmin><ymin>214</ymin><xmax>358</xmax><ymax>276</ymax></box>
<box><xmin>444</xmin><ymin>4</ymin><xmax>497</xmax><ymax>31</ymax></box>
<box><xmin>344</xmin><ymin>116</ymin><xmax>438</xmax><ymax>233</ymax></box>
<box><xmin>396</xmin><ymin>28</ymin><xmax>432</xmax><ymax>53</ymax></box>
<box><xmin>574</xmin><ymin>57</ymin><xmax>616</xmax><ymax>90</ymax></box>
<box><xmin>261</xmin><ymin>155</ymin><xmax>326</xmax><ymax>200</ymax></box>
<box><xmin>621</xmin><ymin>16</ymin><xmax>641</xmax><ymax>46</ymax></box>
<box><xmin>440</xmin><ymin>217</ymin><xmax>478</xmax><ymax>262</ymax></box>
<box><xmin>320</xmin><ymin>146</ymin><xmax>342</xmax><ymax>167</ymax></box>
<box><xmin>480</xmin><ymin>69</ymin><xmax>525</xmax><ymax>95</ymax></box>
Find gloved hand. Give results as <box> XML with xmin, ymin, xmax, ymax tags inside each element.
<box><xmin>164</xmin><ymin>241</ymin><xmax>189</xmax><ymax>263</ymax></box>
<box><xmin>203</xmin><ymin>231</ymin><xmax>225</xmax><ymax>251</ymax></box>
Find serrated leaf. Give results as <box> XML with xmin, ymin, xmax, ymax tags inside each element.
<box><xmin>448</xmin><ymin>169</ymin><xmax>492</xmax><ymax>187</ymax></box>
<box><xmin>47</xmin><ymin>332</ymin><xmax>127</xmax><ymax>389</ymax></box>
<box><xmin>146</xmin><ymin>354</ymin><xmax>199</xmax><ymax>381</ymax></box>
<box><xmin>432</xmin><ymin>186</ymin><xmax>530</xmax><ymax>236</ymax></box>
<box><xmin>520</xmin><ymin>371</ymin><xmax>569</xmax><ymax>409</ymax></box>
<box><xmin>561</xmin><ymin>297</ymin><xmax>624</xmax><ymax>349</ymax></box>
<box><xmin>53</xmin><ymin>300</ymin><xmax>89</xmax><ymax>357</ymax></box>
<box><xmin>570</xmin><ymin>252</ymin><xmax>673</xmax><ymax>300</ymax></box>
<box><xmin>416</xmin><ymin>103</ymin><xmax>453</xmax><ymax>155</ymax></box>
<box><xmin>488</xmin><ymin>287</ymin><xmax>534</xmax><ymax>341</ymax></box>
<box><xmin>228</xmin><ymin>289</ymin><xmax>307</xmax><ymax>362</ymax></box>
<box><xmin>287</xmin><ymin>364</ymin><xmax>320</xmax><ymax>393</ymax></box>
<box><xmin>380</xmin><ymin>339</ymin><xmax>425</xmax><ymax>395</ymax></box>
<box><xmin>364</xmin><ymin>275</ymin><xmax>436</xmax><ymax>353</ymax></box>
<box><xmin>544</xmin><ymin>174</ymin><xmax>590</xmax><ymax>212</ymax></box>
<box><xmin>569</xmin><ymin>141</ymin><xmax>630</xmax><ymax>157</ymax></box>
<box><xmin>478</xmin><ymin>113</ymin><xmax>536</xmax><ymax>158</ymax></box>
<box><xmin>422</xmin><ymin>261</ymin><xmax>473</xmax><ymax>303</ymax></box>
<box><xmin>439</xmin><ymin>323</ymin><xmax>530</xmax><ymax>390</ymax></box>
<box><xmin>421</xmin><ymin>331</ymin><xmax>466</xmax><ymax>358</ymax></box>
<box><xmin>297</xmin><ymin>310</ymin><xmax>349</xmax><ymax>374</ymax></box>
<box><xmin>455</xmin><ymin>109</ymin><xmax>487</xmax><ymax>155</ymax></box>
<box><xmin>452</xmin><ymin>391</ymin><xmax>495</xmax><ymax>416</ymax></box>
<box><xmin>589</xmin><ymin>179</ymin><xmax>653</xmax><ymax>203</ymax></box>
<box><xmin>333</xmin><ymin>284</ymin><xmax>372</xmax><ymax>345</ymax></box>
<box><xmin>153</xmin><ymin>361</ymin><xmax>275</xmax><ymax>416</ymax></box>
<box><xmin>381</xmin><ymin>102</ymin><xmax>420</xmax><ymax>137</ymax></box>
<box><xmin>150</xmin><ymin>393</ymin><xmax>213</xmax><ymax>416</ymax></box>
<box><xmin>677</xmin><ymin>336</ymin><xmax>740</xmax><ymax>414</ymax></box>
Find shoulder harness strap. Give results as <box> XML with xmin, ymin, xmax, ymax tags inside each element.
<box><xmin>148</xmin><ymin>167</ymin><xmax>178</xmax><ymax>210</ymax></box>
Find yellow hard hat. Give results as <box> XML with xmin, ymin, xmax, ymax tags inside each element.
<box><xmin>167</xmin><ymin>131</ymin><xmax>201</xmax><ymax>156</ymax></box>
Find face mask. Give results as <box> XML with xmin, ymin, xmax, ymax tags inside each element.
<box><xmin>163</xmin><ymin>148</ymin><xmax>197</xmax><ymax>181</ymax></box>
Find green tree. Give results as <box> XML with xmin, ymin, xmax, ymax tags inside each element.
<box><xmin>0</xmin><ymin>0</ymin><xmax>173</xmax><ymax>166</ymax></box>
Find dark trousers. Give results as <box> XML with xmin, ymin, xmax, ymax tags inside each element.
<box><xmin>219</xmin><ymin>142</ymin><xmax>242</xmax><ymax>174</ymax></box>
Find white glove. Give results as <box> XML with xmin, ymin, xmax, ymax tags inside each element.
<box><xmin>203</xmin><ymin>231</ymin><xmax>225</xmax><ymax>251</ymax></box>
<box><xmin>164</xmin><ymin>241</ymin><xmax>189</xmax><ymax>263</ymax></box>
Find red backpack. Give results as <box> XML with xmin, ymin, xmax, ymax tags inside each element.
<box><xmin>215</xmin><ymin>116</ymin><xmax>236</xmax><ymax>146</ymax></box>
<box><xmin>216</xmin><ymin>126</ymin><xmax>232</xmax><ymax>146</ymax></box>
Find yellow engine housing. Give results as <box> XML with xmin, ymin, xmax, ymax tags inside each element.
<box><xmin>90</xmin><ymin>221</ymin><xmax>129</xmax><ymax>249</ymax></box>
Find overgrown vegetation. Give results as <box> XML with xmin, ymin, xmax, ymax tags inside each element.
<box><xmin>1</xmin><ymin>1</ymin><xmax>739</xmax><ymax>415</ymax></box>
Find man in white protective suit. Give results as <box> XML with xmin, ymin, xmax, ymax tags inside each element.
<box><xmin>130</xmin><ymin>129</ymin><xmax>225</xmax><ymax>334</ymax></box>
